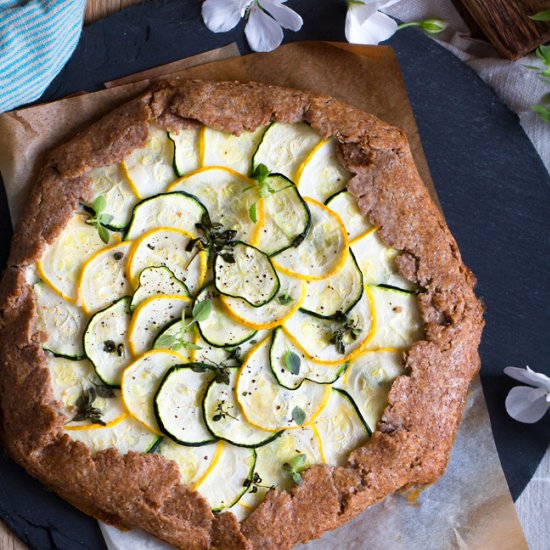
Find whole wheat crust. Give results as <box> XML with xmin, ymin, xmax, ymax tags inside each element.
<box><xmin>0</xmin><ymin>80</ymin><xmax>484</xmax><ymax>549</ymax></box>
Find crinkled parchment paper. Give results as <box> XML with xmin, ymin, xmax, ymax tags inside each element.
<box><xmin>0</xmin><ymin>42</ymin><xmax>526</xmax><ymax>550</ymax></box>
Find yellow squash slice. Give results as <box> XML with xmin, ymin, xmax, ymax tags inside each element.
<box><xmin>121</xmin><ymin>349</ymin><xmax>189</xmax><ymax>433</ymax></box>
<box><xmin>167</xmin><ymin>167</ymin><xmax>261</xmax><ymax>243</ymax></box>
<box><xmin>252</xmin><ymin>122</ymin><xmax>322</xmax><ymax>181</ymax></box>
<box><xmin>325</xmin><ymin>190</ymin><xmax>373</xmax><ymax>241</ymax></box>
<box><xmin>296</xmin><ymin>137</ymin><xmax>350</xmax><ymax>203</ymax></box>
<box><xmin>78</xmin><ymin>241</ymin><xmax>133</xmax><ymax>314</ymax></box>
<box><xmin>38</xmin><ymin>213</ymin><xmax>112</xmax><ymax>302</ymax></box>
<box><xmin>46</xmin><ymin>356</ymin><xmax>126</xmax><ymax>427</ymax></box>
<box><xmin>272</xmin><ymin>198</ymin><xmax>348</xmax><ymax>280</ymax></box>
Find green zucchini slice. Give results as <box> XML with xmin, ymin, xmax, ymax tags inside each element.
<box><xmin>87</xmin><ymin>163</ymin><xmax>138</xmax><ymax>229</ymax></box>
<box><xmin>313</xmin><ymin>388</ymin><xmax>370</xmax><ymax>465</ymax></box>
<box><xmin>335</xmin><ymin>349</ymin><xmax>405</xmax><ymax>432</ymax></box>
<box><xmin>252</xmin><ymin>122</ymin><xmax>322</xmax><ymax>181</ymax></box>
<box><xmin>350</xmin><ymin>230</ymin><xmax>415</xmax><ymax>291</ymax></box>
<box><xmin>214</xmin><ymin>242</ymin><xmax>280</xmax><ymax>307</ymax></box>
<box><xmin>34</xmin><ymin>282</ymin><xmax>86</xmax><ymax>359</ymax></box>
<box><xmin>203</xmin><ymin>368</ymin><xmax>279</xmax><ymax>448</ymax></box>
<box><xmin>300</xmin><ymin>250</ymin><xmax>363</xmax><ymax>319</ymax></box>
<box><xmin>195</xmin><ymin>285</ymin><xmax>257</xmax><ymax>348</ymax></box>
<box><xmin>126</xmin><ymin>227</ymin><xmax>198</xmax><ymax>288</ymax></box>
<box><xmin>124</xmin><ymin>192</ymin><xmax>206</xmax><ymax>241</ymax></box>
<box><xmin>128</xmin><ymin>294</ymin><xmax>191</xmax><ymax>356</ymax></box>
<box><xmin>78</xmin><ymin>241</ymin><xmax>133</xmax><ymax>315</ymax></box>
<box><xmin>154</xmin><ymin>365</ymin><xmax>216</xmax><ymax>446</ymax></box>
<box><xmin>202</xmin><ymin>126</ymin><xmax>266</xmax><ymax>176</ymax></box>
<box><xmin>46</xmin><ymin>356</ymin><xmax>125</xmax><ymax>426</ymax></box>
<box><xmin>121</xmin><ymin>350</ymin><xmax>189</xmax><ymax>433</ymax></box>
<box><xmin>365</xmin><ymin>286</ymin><xmax>423</xmax><ymax>349</ymax></box>
<box><xmin>272</xmin><ymin>198</ymin><xmax>348</xmax><ymax>281</ymax></box>
<box><xmin>157</xmin><ymin>439</ymin><xmax>221</xmax><ymax>486</ymax></box>
<box><xmin>195</xmin><ymin>442</ymin><xmax>256</xmax><ymax>512</ymax></box>
<box><xmin>254</xmin><ymin>174</ymin><xmax>311</xmax><ymax>256</ymax></box>
<box><xmin>122</xmin><ymin>124</ymin><xmax>176</xmax><ymax>199</ymax></box>
<box><xmin>130</xmin><ymin>266</ymin><xmax>189</xmax><ymax>311</ymax></box>
<box><xmin>168</xmin><ymin>127</ymin><xmax>201</xmax><ymax>177</ymax></box>
<box><xmin>236</xmin><ymin>427</ymin><xmax>323</xmax><ymax>516</ymax></box>
<box><xmin>168</xmin><ymin>167</ymin><xmax>259</xmax><ymax>243</ymax></box>
<box><xmin>269</xmin><ymin>327</ymin><xmax>346</xmax><ymax>390</ymax></box>
<box><xmin>68</xmin><ymin>415</ymin><xmax>159</xmax><ymax>457</ymax></box>
<box><xmin>38</xmin><ymin>213</ymin><xmax>111</xmax><ymax>303</ymax></box>
<box><xmin>283</xmin><ymin>290</ymin><xmax>374</xmax><ymax>363</ymax></box>
<box><xmin>83</xmin><ymin>296</ymin><xmax>133</xmax><ymax>387</ymax></box>
<box><xmin>220</xmin><ymin>271</ymin><xmax>304</xmax><ymax>329</ymax></box>
<box><xmin>296</xmin><ymin>137</ymin><xmax>350</xmax><ymax>203</ymax></box>
<box><xmin>325</xmin><ymin>190</ymin><xmax>373</xmax><ymax>241</ymax></box>
<box><xmin>236</xmin><ymin>338</ymin><xmax>330</xmax><ymax>431</ymax></box>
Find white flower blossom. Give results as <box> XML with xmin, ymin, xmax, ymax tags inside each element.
<box><xmin>201</xmin><ymin>0</ymin><xmax>302</xmax><ymax>53</ymax></box>
<box><xmin>345</xmin><ymin>0</ymin><xmax>400</xmax><ymax>45</ymax></box>
<box><xmin>504</xmin><ymin>366</ymin><xmax>550</xmax><ymax>423</ymax></box>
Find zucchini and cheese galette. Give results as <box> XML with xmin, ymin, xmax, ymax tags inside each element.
<box><xmin>0</xmin><ymin>80</ymin><xmax>484</xmax><ymax>549</ymax></box>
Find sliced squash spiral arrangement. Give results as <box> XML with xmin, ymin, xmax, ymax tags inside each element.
<box><xmin>31</xmin><ymin>122</ymin><xmax>423</xmax><ymax>519</ymax></box>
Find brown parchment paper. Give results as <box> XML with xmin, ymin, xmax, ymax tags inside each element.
<box><xmin>0</xmin><ymin>42</ymin><xmax>526</xmax><ymax>550</ymax></box>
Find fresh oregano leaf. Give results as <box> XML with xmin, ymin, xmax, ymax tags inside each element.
<box><xmin>97</xmin><ymin>224</ymin><xmax>110</xmax><ymax>244</ymax></box>
<box><xmin>291</xmin><ymin>406</ymin><xmax>306</xmax><ymax>425</ymax></box>
<box><xmin>192</xmin><ymin>299</ymin><xmax>212</xmax><ymax>322</ymax></box>
<box><xmin>284</xmin><ymin>351</ymin><xmax>301</xmax><ymax>375</ymax></box>
<box><xmin>282</xmin><ymin>453</ymin><xmax>307</xmax><ymax>486</ymax></box>
<box><xmin>92</xmin><ymin>195</ymin><xmax>106</xmax><ymax>214</ymax></box>
<box><xmin>529</xmin><ymin>10</ymin><xmax>550</xmax><ymax>21</ymax></box>
<box><xmin>249</xmin><ymin>202</ymin><xmax>258</xmax><ymax>224</ymax></box>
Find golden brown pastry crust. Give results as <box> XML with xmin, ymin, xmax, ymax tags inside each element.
<box><xmin>0</xmin><ymin>80</ymin><xmax>484</xmax><ymax>549</ymax></box>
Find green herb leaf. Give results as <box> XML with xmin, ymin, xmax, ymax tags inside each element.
<box><xmin>291</xmin><ymin>406</ymin><xmax>306</xmax><ymax>425</ymax></box>
<box><xmin>282</xmin><ymin>453</ymin><xmax>307</xmax><ymax>486</ymax></box>
<box><xmin>156</xmin><ymin>334</ymin><xmax>178</xmax><ymax>348</ymax></box>
<box><xmin>278</xmin><ymin>289</ymin><xmax>293</xmax><ymax>305</ymax></box>
<box><xmin>284</xmin><ymin>351</ymin><xmax>301</xmax><ymax>375</ymax></box>
<box><xmin>92</xmin><ymin>195</ymin><xmax>107</xmax><ymax>214</ymax></box>
<box><xmin>536</xmin><ymin>45</ymin><xmax>550</xmax><ymax>66</ymax></box>
<box><xmin>287</xmin><ymin>453</ymin><xmax>306</xmax><ymax>470</ymax></box>
<box><xmin>97</xmin><ymin>224</ymin><xmax>110</xmax><ymax>244</ymax></box>
<box><xmin>529</xmin><ymin>10</ymin><xmax>550</xmax><ymax>21</ymax></box>
<box><xmin>532</xmin><ymin>104</ymin><xmax>550</xmax><ymax>123</ymax></box>
<box><xmin>253</xmin><ymin>163</ymin><xmax>271</xmax><ymax>183</ymax></box>
<box><xmin>192</xmin><ymin>299</ymin><xmax>212</xmax><ymax>322</ymax></box>
<box><xmin>249</xmin><ymin>202</ymin><xmax>258</xmax><ymax>223</ymax></box>
<box><xmin>420</xmin><ymin>18</ymin><xmax>447</xmax><ymax>34</ymax></box>
<box><xmin>98</xmin><ymin>213</ymin><xmax>114</xmax><ymax>225</ymax></box>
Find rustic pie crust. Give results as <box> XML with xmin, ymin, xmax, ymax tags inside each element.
<box><xmin>0</xmin><ymin>80</ymin><xmax>484</xmax><ymax>549</ymax></box>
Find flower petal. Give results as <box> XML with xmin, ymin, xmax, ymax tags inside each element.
<box><xmin>260</xmin><ymin>0</ymin><xmax>303</xmax><ymax>32</ymax></box>
<box><xmin>346</xmin><ymin>10</ymin><xmax>398</xmax><ymax>45</ymax></box>
<box><xmin>504</xmin><ymin>366</ymin><xmax>550</xmax><ymax>391</ymax></box>
<box><xmin>347</xmin><ymin>3</ymin><xmax>379</xmax><ymax>27</ymax></box>
<box><xmin>245</xmin><ymin>6</ymin><xmax>283</xmax><ymax>52</ymax></box>
<box><xmin>202</xmin><ymin>0</ymin><xmax>250</xmax><ymax>33</ymax></box>
<box><xmin>505</xmin><ymin>386</ymin><xmax>550</xmax><ymax>423</ymax></box>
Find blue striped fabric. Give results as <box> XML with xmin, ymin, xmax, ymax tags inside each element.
<box><xmin>0</xmin><ymin>0</ymin><xmax>86</xmax><ymax>112</ymax></box>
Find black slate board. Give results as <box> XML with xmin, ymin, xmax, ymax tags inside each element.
<box><xmin>1</xmin><ymin>0</ymin><xmax>549</xmax><ymax>548</ymax></box>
